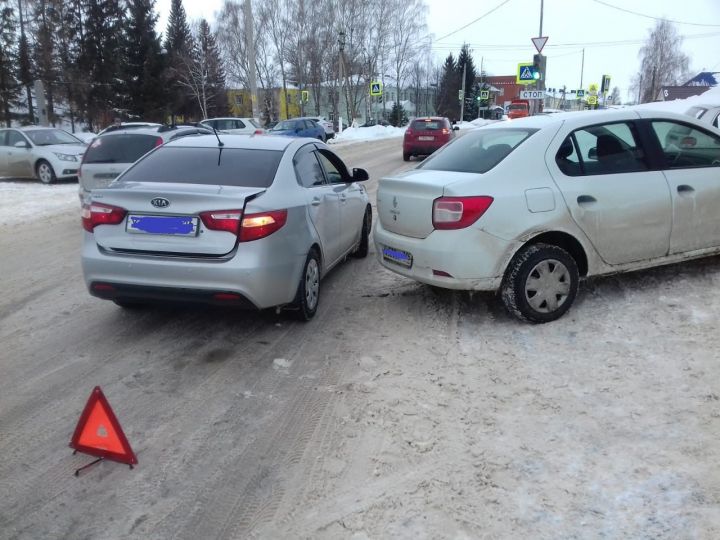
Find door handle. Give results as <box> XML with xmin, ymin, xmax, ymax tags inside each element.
<box><xmin>311</xmin><ymin>197</ymin><xmax>321</xmax><ymax>206</ymax></box>
<box><xmin>577</xmin><ymin>195</ymin><xmax>597</xmax><ymax>205</ymax></box>
<box><xmin>677</xmin><ymin>184</ymin><xmax>695</xmax><ymax>194</ymax></box>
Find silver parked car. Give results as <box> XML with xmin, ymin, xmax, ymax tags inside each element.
<box><xmin>0</xmin><ymin>127</ymin><xmax>87</xmax><ymax>183</ymax></box>
<box><xmin>81</xmin><ymin>134</ymin><xmax>372</xmax><ymax>320</ymax></box>
<box><xmin>375</xmin><ymin>109</ymin><xmax>720</xmax><ymax>323</ymax></box>
<box><xmin>199</xmin><ymin>117</ymin><xmax>265</xmax><ymax>135</ymax></box>
<box><xmin>79</xmin><ymin>125</ymin><xmax>213</xmax><ymax>203</ymax></box>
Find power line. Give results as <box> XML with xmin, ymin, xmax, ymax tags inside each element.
<box><xmin>589</xmin><ymin>0</ymin><xmax>720</xmax><ymax>27</ymax></box>
<box><xmin>434</xmin><ymin>0</ymin><xmax>513</xmax><ymax>42</ymax></box>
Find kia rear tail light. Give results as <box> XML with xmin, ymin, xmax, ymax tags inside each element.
<box><xmin>432</xmin><ymin>196</ymin><xmax>494</xmax><ymax>230</ymax></box>
<box><xmin>82</xmin><ymin>202</ymin><xmax>127</xmax><ymax>232</ymax></box>
<box><xmin>239</xmin><ymin>210</ymin><xmax>287</xmax><ymax>242</ymax></box>
<box><xmin>199</xmin><ymin>209</ymin><xmax>243</xmax><ymax>235</ymax></box>
<box><xmin>405</xmin><ymin>128</ymin><xmax>413</xmax><ymax>136</ymax></box>
<box><xmin>441</xmin><ymin>128</ymin><xmax>449</xmax><ymax>135</ymax></box>
<box><xmin>199</xmin><ymin>209</ymin><xmax>288</xmax><ymax>241</ymax></box>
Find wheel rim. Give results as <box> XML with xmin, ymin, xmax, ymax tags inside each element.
<box><xmin>524</xmin><ymin>258</ymin><xmax>571</xmax><ymax>313</ymax></box>
<box><xmin>305</xmin><ymin>258</ymin><xmax>319</xmax><ymax>310</ymax></box>
<box><xmin>38</xmin><ymin>163</ymin><xmax>52</xmax><ymax>183</ymax></box>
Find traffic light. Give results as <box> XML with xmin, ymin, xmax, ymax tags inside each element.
<box><xmin>532</xmin><ymin>54</ymin><xmax>546</xmax><ymax>81</ymax></box>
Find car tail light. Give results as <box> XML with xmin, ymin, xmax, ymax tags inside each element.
<box><xmin>82</xmin><ymin>202</ymin><xmax>127</xmax><ymax>232</ymax></box>
<box><xmin>432</xmin><ymin>196</ymin><xmax>494</xmax><ymax>230</ymax></box>
<box><xmin>77</xmin><ymin>165</ymin><xmax>82</xmax><ymax>180</ymax></box>
<box><xmin>154</xmin><ymin>137</ymin><xmax>164</xmax><ymax>147</ymax></box>
<box><xmin>253</xmin><ymin>129</ymin><xmax>264</xmax><ymax>135</ymax></box>
<box><xmin>441</xmin><ymin>128</ymin><xmax>449</xmax><ymax>135</ymax></box>
<box><xmin>199</xmin><ymin>209</ymin><xmax>243</xmax><ymax>235</ymax></box>
<box><xmin>239</xmin><ymin>210</ymin><xmax>288</xmax><ymax>242</ymax></box>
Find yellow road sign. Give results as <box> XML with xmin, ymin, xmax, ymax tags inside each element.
<box><xmin>516</xmin><ymin>63</ymin><xmax>535</xmax><ymax>85</ymax></box>
<box><xmin>370</xmin><ymin>81</ymin><xmax>383</xmax><ymax>96</ymax></box>
<box><xmin>588</xmin><ymin>83</ymin><xmax>599</xmax><ymax>93</ymax></box>
<box><xmin>587</xmin><ymin>95</ymin><xmax>598</xmax><ymax>105</ymax></box>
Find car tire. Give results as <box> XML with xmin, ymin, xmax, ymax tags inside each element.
<box><xmin>403</xmin><ymin>152</ymin><xmax>410</xmax><ymax>162</ymax></box>
<box><xmin>353</xmin><ymin>206</ymin><xmax>371</xmax><ymax>259</ymax></box>
<box><xmin>36</xmin><ymin>160</ymin><xmax>57</xmax><ymax>184</ymax></box>
<box><xmin>500</xmin><ymin>243</ymin><xmax>579</xmax><ymax>324</ymax></box>
<box><xmin>292</xmin><ymin>249</ymin><xmax>321</xmax><ymax>321</ymax></box>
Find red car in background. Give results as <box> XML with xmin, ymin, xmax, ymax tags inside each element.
<box><xmin>403</xmin><ymin>117</ymin><xmax>458</xmax><ymax>161</ymax></box>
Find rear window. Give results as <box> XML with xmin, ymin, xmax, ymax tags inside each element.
<box><xmin>84</xmin><ymin>134</ymin><xmax>160</xmax><ymax>164</ymax></box>
<box><xmin>411</xmin><ymin>120</ymin><xmax>445</xmax><ymax>130</ymax></box>
<box><xmin>419</xmin><ymin>128</ymin><xmax>537</xmax><ymax>174</ymax></box>
<box><xmin>119</xmin><ymin>147</ymin><xmax>283</xmax><ymax>187</ymax></box>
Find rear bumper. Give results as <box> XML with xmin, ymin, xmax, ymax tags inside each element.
<box><xmin>89</xmin><ymin>282</ymin><xmax>257</xmax><ymax>308</ymax></box>
<box><xmin>81</xmin><ymin>232</ymin><xmax>305</xmax><ymax>309</ymax></box>
<box><xmin>403</xmin><ymin>141</ymin><xmax>446</xmax><ymax>155</ymax></box>
<box><xmin>373</xmin><ymin>220</ymin><xmax>511</xmax><ymax>291</ymax></box>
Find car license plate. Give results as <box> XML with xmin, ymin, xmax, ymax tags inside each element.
<box><xmin>126</xmin><ymin>215</ymin><xmax>199</xmax><ymax>236</ymax></box>
<box><xmin>418</xmin><ymin>136</ymin><xmax>435</xmax><ymax>141</ymax></box>
<box><xmin>382</xmin><ymin>246</ymin><xmax>413</xmax><ymax>268</ymax></box>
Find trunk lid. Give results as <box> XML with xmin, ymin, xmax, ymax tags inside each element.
<box><xmin>377</xmin><ymin>170</ymin><xmax>475</xmax><ymax>239</ymax></box>
<box><xmin>90</xmin><ymin>182</ymin><xmax>266</xmax><ymax>256</ymax></box>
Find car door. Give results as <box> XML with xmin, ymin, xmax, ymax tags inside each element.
<box><xmin>0</xmin><ymin>130</ymin><xmax>9</xmax><ymax>175</ymax></box>
<box><xmin>232</xmin><ymin>119</ymin><xmax>247</xmax><ymax>134</ymax></box>
<box><xmin>647</xmin><ymin>119</ymin><xmax>720</xmax><ymax>253</ymax></box>
<box><xmin>316</xmin><ymin>148</ymin><xmax>365</xmax><ymax>251</ymax></box>
<box><xmin>6</xmin><ymin>130</ymin><xmax>34</xmax><ymax>178</ymax></box>
<box><xmin>549</xmin><ymin>120</ymin><xmax>672</xmax><ymax>265</ymax></box>
<box><xmin>293</xmin><ymin>145</ymin><xmax>343</xmax><ymax>266</ymax></box>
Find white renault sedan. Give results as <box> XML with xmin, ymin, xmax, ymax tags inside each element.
<box><xmin>374</xmin><ymin>109</ymin><xmax>720</xmax><ymax>323</ymax></box>
<box><xmin>0</xmin><ymin>127</ymin><xmax>87</xmax><ymax>183</ymax></box>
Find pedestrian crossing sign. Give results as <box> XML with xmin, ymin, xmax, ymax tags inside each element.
<box><xmin>517</xmin><ymin>63</ymin><xmax>535</xmax><ymax>85</ymax></box>
<box><xmin>370</xmin><ymin>81</ymin><xmax>383</xmax><ymax>96</ymax></box>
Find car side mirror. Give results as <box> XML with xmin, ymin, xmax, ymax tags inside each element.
<box><xmin>14</xmin><ymin>140</ymin><xmax>29</xmax><ymax>149</ymax></box>
<box><xmin>352</xmin><ymin>167</ymin><xmax>369</xmax><ymax>182</ymax></box>
<box><xmin>588</xmin><ymin>147</ymin><xmax>598</xmax><ymax>160</ymax></box>
<box><xmin>452</xmin><ymin>126</ymin><xmax>460</xmax><ymax>131</ymax></box>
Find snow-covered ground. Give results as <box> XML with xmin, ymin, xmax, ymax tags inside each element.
<box><xmin>0</xmin><ymin>181</ymin><xmax>80</xmax><ymax>227</ymax></box>
<box><xmin>330</xmin><ymin>124</ymin><xmax>407</xmax><ymax>144</ymax></box>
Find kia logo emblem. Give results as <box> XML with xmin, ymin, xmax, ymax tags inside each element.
<box><xmin>151</xmin><ymin>197</ymin><xmax>170</xmax><ymax>208</ymax></box>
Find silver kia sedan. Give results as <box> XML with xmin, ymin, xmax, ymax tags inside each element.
<box><xmin>81</xmin><ymin>134</ymin><xmax>371</xmax><ymax>320</ymax></box>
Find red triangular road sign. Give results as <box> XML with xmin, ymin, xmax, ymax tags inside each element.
<box><xmin>69</xmin><ymin>386</ymin><xmax>138</xmax><ymax>466</ymax></box>
<box><xmin>532</xmin><ymin>36</ymin><xmax>548</xmax><ymax>53</ymax></box>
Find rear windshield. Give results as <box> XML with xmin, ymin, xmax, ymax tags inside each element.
<box><xmin>119</xmin><ymin>147</ymin><xmax>283</xmax><ymax>187</ymax></box>
<box><xmin>418</xmin><ymin>128</ymin><xmax>537</xmax><ymax>174</ymax></box>
<box><xmin>84</xmin><ymin>134</ymin><xmax>159</xmax><ymax>164</ymax></box>
<box><xmin>411</xmin><ymin>120</ymin><xmax>445</xmax><ymax>130</ymax></box>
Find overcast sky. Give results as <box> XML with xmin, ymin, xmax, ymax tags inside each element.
<box><xmin>157</xmin><ymin>0</ymin><xmax>720</xmax><ymax>102</ymax></box>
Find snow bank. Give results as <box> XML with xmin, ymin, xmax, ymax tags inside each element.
<box><xmin>329</xmin><ymin>124</ymin><xmax>405</xmax><ymax>144</ymax></box>
<box><xmin>633</xmin><ymin>85</ymin><xmax>720</xmax><ymax>114</ymax></box>
<box><xmin>0</xmin><ymin>181</ymin><xmax>79</xmax><ymax>227</ymax></box>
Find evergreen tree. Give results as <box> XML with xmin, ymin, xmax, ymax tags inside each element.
<box><xmin>436</xmin><ymin>54</ymin><xmax>459</xmax><ymax>121</ymax></box>
<box><xmin>124</xmin><ymin>0</ymin><xmax>166</xmax><ymax>121</ymax></box>
<box><xmin>17</xmin><ymin>0</ymin><xmax>33</xmax><ymax>123</ymax></box>
<box><xmin>164</xmin><ymin>0</ymin><xmax>195</xmax><ymax>120</ymax></box>
<box><xmin>0</xmin><ymin>1</ymin><xmax>17</xmax><ymax>126</ymax></box>
<box><xmin>456</xmin><ymin>44</ymin><xmax>477</xmax><ymax>120</ymax></box>
<box><xmin>196</xmin><ymin>18</ymin><xmax>226</xmax><ymax>118</ymax></box>
<box><xmin>55</xmin><ymin>0</ymin><xmax>85</xmax><ymax>132</ymax></box>
<box><xmin>80</xmin><ymin>0</ymin><xmax>126</xmax><ymax>129</ymax></box>
<box><xmin>389</xmin><ymin>101</ymin><xmax>406</xmax><ymax>127</ymax></box>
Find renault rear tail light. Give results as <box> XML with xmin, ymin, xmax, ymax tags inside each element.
<box><xmin>82</xmin><ymin>202</ymin><xmax>127</xmax><ymax>232</ymax></box>
<box><xmin>432</xmin><ymin>196</ymin><xmax>494</xmax><ymax>230</ymax></box>
<box><xmin>154</xmin><ymin>137</ymin><xmax>164</xmax><ymax>147</ymax></box>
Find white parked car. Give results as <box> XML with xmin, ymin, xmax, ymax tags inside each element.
<box><xmin>199</xmin><ymin>117</ymin><xmax>264</xmax><ymax>135</ymax></box>
<box><xmin>0</xmin><ymin>127</ymin><xmax>87</xmax><ymax>184</ymax></box>
<box><xmin>374</xmin><ymin>109</ymin><xmax>720</xmax><ymax>323</ymax></box>
<box><xmin>685</xmin><ymin>104</ymin><xmax>720</xmax><ymax>129</ymax></box>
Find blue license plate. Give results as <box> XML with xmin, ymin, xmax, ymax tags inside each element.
<box><xmin>382</xmin><ymin>246</ymin><xmax>413</xmax><ymax>268</ymax></box>
<box><xmin>126</xmin><ymin>215</ymin><xmax>199</xmax><ymax>236</ymax></box>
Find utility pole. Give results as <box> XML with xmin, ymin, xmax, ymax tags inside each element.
<box><xmin>244</xmin><ymin>0</ymin><xmax>260</xmax><ymax>121</ymax></box>
<box><xmin>579</xmin><ymin>48</ymin><xmax>585</xmax><ymax>110</ymax></box>
<box><xmin>338</xmin><ymin>30</ymin><xmax>345</xmax><ymax>132</ymax></box>
<box><xmin>477</xmin><ymin>56</ymin><xmax>484</xmax><ymax>119</ymax></box>
<box><xmin>537</xmin><ymin>0</ymin><xmax>545</xmax><ymax>114</ymax></box>
<box><xmin>459</xmin><ymin>61</ymin><xmax>466</xmax><ymax>122</ymax></box>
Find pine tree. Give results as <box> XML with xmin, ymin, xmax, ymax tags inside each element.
<box><xmin>80</xmin><ymin>0</ymin><xmax>126</xmax><ymax>129</ymax></box>
<box><xmin>196</xmin><ymin>18</ymin><xmax>226</xmax><ymax>118</ymax></box>
<box><xmin>390</xmin><ymin>101</ymin><xmax>407</xmax><ymax>127</ymax></box>
<box><xmin>164</xmin><ymin>0</ymin><xmax>195</xmax><ymax>120</ymax></box>
<box><xmin>457</xmin><ymin>44</ymin><xmax>477</xmax><ymax>121</ymax></box>
<box><xmin>124</xmin><ymin>0</ymin><xmax>166</xmax><ymax>121</ymax></box>
<box><xmin>0</xmin><ymin>1</ymin><xmax>17</xmax><ymax>126</ymax></box>
<box><xmin>17</xmin><ymin>0</ymin><xmax>33</xmax><ymax>123</ymax></box>
<box><xmin>55</xmin><ymin>0</ymin><xmax>84</xmax><ymax>132</ymax></box>
<box><xmin>436</xmin><ymin>54</ymin><xmax>459</xmax><ymax>121</ymax></box>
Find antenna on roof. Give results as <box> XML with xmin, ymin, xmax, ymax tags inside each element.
<box><xmin>212</xmin><ymin>126</ymin><xmax>224</xmax><ymax>147</ymax></box>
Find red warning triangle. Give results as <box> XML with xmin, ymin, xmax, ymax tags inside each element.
<box><xmin>69</xmin><ymin>386</ymin><xmax>138</xmax><ymax>466</ymax></box>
